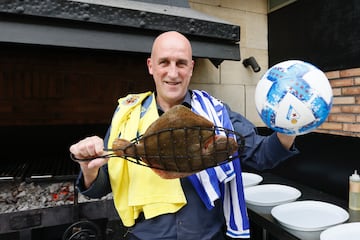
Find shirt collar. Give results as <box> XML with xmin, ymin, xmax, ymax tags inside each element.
<box><xmin>156</xmin><ymin>90</ymin><xmax>192</xmax><ymax>115</ymax></box>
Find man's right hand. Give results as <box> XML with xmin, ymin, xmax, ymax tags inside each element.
<box><xmin>69</xmin><ymin>136</ymin><xmax>109</xmax><ymax>188</ymax></box>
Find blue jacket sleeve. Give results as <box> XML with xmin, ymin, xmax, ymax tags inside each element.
<box><xmin>76</xmin><ymin>165</ymin><xmax>112</xmax><ymax>198</ymax></box>
<box><xmin>224</xmin><ymin>103</ymin><xmax>299</xmax><ymax>170</ymax></box>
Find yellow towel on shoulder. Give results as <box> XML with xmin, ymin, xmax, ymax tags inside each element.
<box><xmin>107</xmin><ymin>92</ymin><xmax>186</xmax><ymax>227</ymax></box>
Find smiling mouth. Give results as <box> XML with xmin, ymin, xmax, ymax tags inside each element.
<box><xmin>165</xmin><ymin>81</ymin><xmax>180</xmax><ymax>85</ymax></box>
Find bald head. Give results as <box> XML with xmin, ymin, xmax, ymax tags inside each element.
<box><xmin>151</xmin><ymin>31</ymin><xmax>192</xmax><ymax>59</ymax></box>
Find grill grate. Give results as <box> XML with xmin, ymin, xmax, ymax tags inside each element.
<box><xmin>0</xmin><ymin>159</ymin><xmax>27</xmax><ymax>181</ymax></box>
<box><xmin>0</xmin><ymin>157</ymin><xmax>79</xmax><ymax>183</ymax></box>
<box><xmin>25</xmin><ymin>157</ymin><xmax>79</xmax><ymax>182</ymax></box>
<box><xmin>1</xmin><ymin>124</ymin><xmax>107</xmax><ymax>183</ymax></box>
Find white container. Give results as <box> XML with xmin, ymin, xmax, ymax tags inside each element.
<box><xmin>349</xmin><ymin>170</ymin><xmax>360</xmax><ymax>210</ymax></box>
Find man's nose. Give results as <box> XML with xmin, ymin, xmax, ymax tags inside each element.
<box><xmin>167</xmin><ymin>63</ymin><xmax>179</xmax><ymax>78</ymax></box>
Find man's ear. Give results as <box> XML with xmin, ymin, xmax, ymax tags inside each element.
<box><xmin>147</xmin><ymin>58</ymin><xmax>153</xmax><ymax>75</ymax></box>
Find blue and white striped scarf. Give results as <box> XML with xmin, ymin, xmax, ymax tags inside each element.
<box><xmin>189</xmin><ymin>90</ymin><xmax>250</xmax><ymax>238</ymax></box>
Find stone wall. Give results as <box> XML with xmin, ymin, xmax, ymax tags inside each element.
<box><xmin>189</xmin><ymin>0</ymin><xmax>268</xmax><ymax>126</ymax></box>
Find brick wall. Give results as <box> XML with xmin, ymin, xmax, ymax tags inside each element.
<box><xmin>316</xmin><ymin>68</ymin><xmax>360</xmax><ymax>137</ymax></box>
<box><xmin>0</xmin><ymin>46</ymin><xmax>153</xmax><ymax>126</ymax></box>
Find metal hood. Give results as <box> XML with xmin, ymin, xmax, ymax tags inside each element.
<box><xmin>0</xmin><ymin>0</ymin><xmax>241</xmax><ymax>66</ymax></box>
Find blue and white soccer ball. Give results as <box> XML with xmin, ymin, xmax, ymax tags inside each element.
<box><xmin>255</xmin><ymin>60</ymin><xmax>333</xmax><ymax>135</ymax></box>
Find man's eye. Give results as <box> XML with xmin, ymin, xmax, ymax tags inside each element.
<box><xmin>177</xmin><ymin>61</ymin><xmax>187</xmax><ymax>67</ymax></box>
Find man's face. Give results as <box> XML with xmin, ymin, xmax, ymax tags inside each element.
<box><xmin>147</xmin><ymin>33</ymin><xmax>194</xmax><ymax>108</ymax></box>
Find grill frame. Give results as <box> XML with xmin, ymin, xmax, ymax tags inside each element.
<box><xmin>0</xmin><ymin>197</ymin><xmax>121</xmax><ymax>237</ymax></box>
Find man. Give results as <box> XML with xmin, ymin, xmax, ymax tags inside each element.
<box><xmin>70</xmin><ymin>31</ymin><xmax>298</xmax><ymax>240</ymax></box>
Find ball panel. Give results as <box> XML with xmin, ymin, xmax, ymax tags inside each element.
<box><xmin>303</xmin><ymin>70</ymin><xmax>333</xmax><ymax>104</ymax></box>
<box><xmin>275</xmin><ymin>93</ymin><xmax>315</xmax><ymax>129</ymax></box>
<box><xmin>255</xmin><ymin>78</ymin><xmax>276</xmax><ymax>112</ymax></box>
